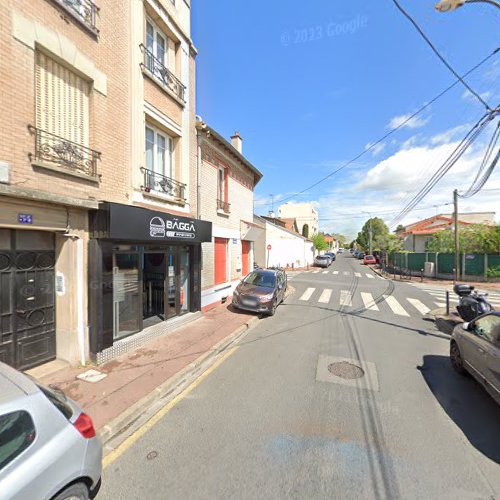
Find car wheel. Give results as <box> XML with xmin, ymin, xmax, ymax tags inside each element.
<box><xmin>53</xmin><ymin>482</ymin><xmax>89</xmax><ymax>500</ymax></box>
<box><xmin>268</xmin><ymin>298</ymin><xmax>278</xmax><ymax>316</ymax></box>
<box><xmin>450</xmin><ymin>341</ymin><xmax>466</xmax><ymax>375</ymax></box>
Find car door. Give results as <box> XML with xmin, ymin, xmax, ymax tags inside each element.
<box><xmin>467</xmin><ymin>314</ymin><xmax>500</xmax><ymax>399</ymax></box>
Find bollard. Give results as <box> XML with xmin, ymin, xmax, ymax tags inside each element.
<box><xmin>446</xmin><ymin>290</ymin><xmax>450</xmax><ymax>316</ymax></box>
<box><xmin>421</xmin><ymin>269</ymin><xmax>424</xmax><ymax>283</ymax></box>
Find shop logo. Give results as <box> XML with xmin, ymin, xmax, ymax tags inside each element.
<box><xmin>150</xmin><ymin>217</ymin><xmax>166</xmax><ymax>238</ymax></box>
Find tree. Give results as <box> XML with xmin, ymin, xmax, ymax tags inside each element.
<box><xmin>394</xmin><ymin>224</ymin><xmax>405</xmax><ymax>234</ymax></box>
<box><xmin>426</xmin><ymin>224</ymin><xmax>500</xmax><ymax>254</ymax></box>
<box><xmin>356</xmin><ymin>217</ymin><xmax>390</xmax><ymax>251</ymax></box>
<box><xmin>302</xmin><ymin>224</ymin><xmax>309</xmax><ymax>238</ymax></box>
<box><xmin>311</xmin><ymin>233</ymin><xmax>328</xmax><ymax>252</ymax></box>
<box><xmin>331</xmin><ymin>233</ymin><xmax>347</xmax><ymax>247</ymax></box>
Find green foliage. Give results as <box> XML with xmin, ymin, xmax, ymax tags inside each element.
<box><xmin>311</xmin><ymin>233</ymin><xmax>329</xmax><ymax>251</ymax></box>
<box><xmin>394</xmin><ymin>224</ymin><xmax>405</xmax><ymax>234</ymax></box>
<box><xmin>427</xmin><ymin>224</ymin><xmax>500</xmax><ymax>254</ymax></box>
<box><xmin>356</xmin><ymin>217</ymin><xmax>392</xmax><ymax>251</ymax></box>
<box><xmin>486</xmin><ymin>265</ymin><xmax>500</xmax><ymax>278</ymax></box>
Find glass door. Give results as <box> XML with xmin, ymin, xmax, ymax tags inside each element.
<box><xmin>179</xmin><ymin>247</ymin><xmax>190</xmax><ymax>315</ymax></box>
<box><xmin>113</xmin><ymin>253</ymin><xmax>141</xmax><ymax>340</ymax></box>
<box><xmin>165</xmin><ymin>247</ymin><xmax>177</xmax><ymax>320</ymax></box>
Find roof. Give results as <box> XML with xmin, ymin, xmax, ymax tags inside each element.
<box><xmin>254</xmin><ymin>214</ymin><xmax>312</xmax><ymax>241</ymax></box>
<box><xmin>0</xmin><ymin>362</ymin><xmax>38</xmax><ymax>403</ymax></box>
<box><xmin>198</xmin><ymin>123</ymin><xmax>263</xmax><ymax>186</ymax></box>
<box><xmin>279</xmin><ymin>218</ymin><xmax>299</xmax><ymax>232</ymax></box>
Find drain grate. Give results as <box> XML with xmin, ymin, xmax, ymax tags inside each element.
<box><xmin>328</xmin><ymin>361</ymin><xmax>365</xmax><ymax>379</ymax></box>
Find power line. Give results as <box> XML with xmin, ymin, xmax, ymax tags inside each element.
<box><xmin>389</xmin><ymin>108</ymin><xmax>499</xmax><ymax>226</ymax></box>
<box><xmin>271</xmin><ymin>47</ymin><xmax>499</xmax><ymax>208</ymax></box>
<box><xmin>391</xmin><ymin>0</ymin><xmax>493</xmax><ymax>111</ymax></box>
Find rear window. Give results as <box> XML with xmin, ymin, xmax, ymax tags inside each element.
<box><xmin>37</xmin><ymin>384</ymin><xmax>73</xmax><ymax>420</ymax></box>
<box><xmin>0</xmin><ymin>411</ymin><xmax>36</xmax><ymax>471</ymax></box>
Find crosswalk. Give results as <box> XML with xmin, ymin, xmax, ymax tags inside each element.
<box><xmin>295</xmin><ymin>286</ymin><xmax>437</xmax><ymax>318</ymax></box>
<box><xmin>291</xmin><ymin>270</ymin><xmax>380</xmax><ymax>279</ymax></box>
<box><xmin>406</xmin><ymin>284</ymin><xmax>500</xmax><ymax>308</ymax></box>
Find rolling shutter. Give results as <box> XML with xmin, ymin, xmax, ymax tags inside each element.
<box><xmin>35</xmin><ymin>51</ymin><xmax>90</xmax><ymax>147</ymax></box>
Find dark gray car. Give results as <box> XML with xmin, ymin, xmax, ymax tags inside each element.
<box><xmin>0</xmin><ymin>362</ymin><xmax>102</xmax><ymax>499</ymax></box>
<box><xmin>450</xmin><ymin>311</ymin><xmax>500</xmax><ymax>405</ymax></box>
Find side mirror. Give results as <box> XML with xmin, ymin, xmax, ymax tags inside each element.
<box><xmin>461</xmin><ymin>322</ymin><xmax>470</xmax><ymax>331</ymax></box>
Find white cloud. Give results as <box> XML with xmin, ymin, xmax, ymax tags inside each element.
<box><xmin>430</xmin><ymin>124</ymin><xmax>471</xmax><ymax>145</ymax></box>
<box><xmin>365</xmin><ymin>141</ymin><xmax>386</xmax><ymax>157</ymax></box>
<box><xmin>387</xmin><ymin>113</ymin><xmax>430</xmax><ymax>130</ymax></box>
<box><xmin>461</xmin><ymin>89</ymin><xmax>491</xmax><ymax>103</ymax></box>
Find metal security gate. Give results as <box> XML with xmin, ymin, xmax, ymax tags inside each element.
<box><xmin>0</xmin><ymin>230</ymin><xmax>56</xmax><ymax>370</ymax></box>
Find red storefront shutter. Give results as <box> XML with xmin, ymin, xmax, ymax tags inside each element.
<box><xmin>242</xmin><ymin>240</ymin><xmax>250</xmax><ymax>276</ymax></box>
<box><xmin>214</xmin><ymin>238</ymin><xmax>227</xmax><ymax>285</ymax></box>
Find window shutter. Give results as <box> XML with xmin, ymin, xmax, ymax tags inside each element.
<box><xmin>35</xmin><ymin>52</ymin><xmax>90</xmax><ymax>147</ymax></box>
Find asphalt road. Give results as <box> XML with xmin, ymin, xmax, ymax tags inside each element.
<box><xmin>99</xmin><ymin>254</ymin><xmax>500</xmax><ymax>500</ymax></box>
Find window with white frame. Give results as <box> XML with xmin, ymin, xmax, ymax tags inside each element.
<box><xmin>145</xmin><ymin>125</ymin><xmax>175</xmax><ymax>193</ymax></box>
<box><xmin>146</xmin><ymin>19</ymin><xmax>168</xmax><ymax>78</ymax></box>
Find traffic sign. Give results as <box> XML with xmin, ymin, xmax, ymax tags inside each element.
<box><xmin>267</xmin><ymin>244</ymin><xmax>272</xmax><ymax>250</ymax></box>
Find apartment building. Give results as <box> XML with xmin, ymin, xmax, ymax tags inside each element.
<box><xmin>196</xmin><ymin>124</ymin><xmax>263</xmax><ymax>310</ymax></box>
<box><xmin>278</xmin><ymin>202</ymin><xmax>319</xmax><ymax>238</ymax></box>
<box><xmin>0</xmin><ymin>0</ymin><xmax>211</xmax><ymax>369</ymax></box>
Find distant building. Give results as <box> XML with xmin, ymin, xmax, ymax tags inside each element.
<box><xmin>278</xmin><ymin>202</ymin><xmax>319</xmax><ymax>238</ymax></box>
<box><xmin>400</xmin><ymin>212</ymin><xmax>496</xmax><ymax>252</ymax></box>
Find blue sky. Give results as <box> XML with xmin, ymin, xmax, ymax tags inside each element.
<box><xmin>192</xmin><ymin>0</ymin><xmax>500</xmax><ymax>238</ymax></box>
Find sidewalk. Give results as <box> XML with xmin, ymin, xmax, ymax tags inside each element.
<box><xmin>36</xmin><ymin>302</ymin><xmax>258</xmax><ymax>442</ymax></box>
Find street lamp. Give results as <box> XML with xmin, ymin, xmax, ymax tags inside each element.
<box><xmin>435</xmin><ymin>0</ymin><xmax>500</xmax><ymax>12</ymax></box>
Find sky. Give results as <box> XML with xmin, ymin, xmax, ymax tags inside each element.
<box><xmin>192</xmin><ymin>0</ymin><xmax>500</xmax><ymax>240</ymax></box>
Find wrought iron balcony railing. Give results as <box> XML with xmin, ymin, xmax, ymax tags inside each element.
<box><xmin>141</xmin><ymin>167</ymin><xmax>186</xmax><ymax>200</ymax></box>
<box><xmin>28</xmin><ymin>126</ymin><xmax>101</xmax><ymax>178</ymax></box>
<box><xmin>140</xmin><ymin>44</ymin><xmax>186</xmax><ymax>102</ymax></box>
<box><xmin>55</xmin><ymin>0</ymin><xmax>99</xmax><ymax>33</ymax></box>
<box><xmin>217</xmin><ymin>199</ymin><xmax>231</xmax><ymax>214</ymax></box>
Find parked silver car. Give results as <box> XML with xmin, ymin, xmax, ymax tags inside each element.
<box><xmin>450</xmin><ymin>311</ymin><xmax>500</xmax><ymax>405</ymax></box>
<box><xmin>0</xmin><ymin>362</ymin><xmax>102</xmax><ymax>500</ymax></box>
<box><xmin>314</xmin><ymin>255</ymin><xmax>330</xmax><ymax>268</ymax></box>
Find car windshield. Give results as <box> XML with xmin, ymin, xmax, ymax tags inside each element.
<box><xmin>243</xmin><ymin>272</ymin><xmax>276</xmax><ymax>289</ymax></box>
<box><xmin>317</xmin><ymin>256</ymin><xmax>328</xmax><ymax>260</ymax></box>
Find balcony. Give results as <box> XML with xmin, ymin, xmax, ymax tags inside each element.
<box><xmin>140</xmin><ymin>44</ymin><xmax>186</xmax><ymax>102</ymax></box>
<box><xmin>53</xmin><ymin>0</ymin><xmax>99</xmax><ymax>34</ymax></box>
<box><xmin>141</xmin><ymin>167</ymin><xmax>186</xmax><ymax>200</ymax></box>
<box><xmin>28</xmin><ymin>126</ymin><xmax>101</xmax><ymax>179</ymax></box>
<box><xmin>217</xmin><ymin>199</ymin><xmax>231</xmax><ymax>214</ymax></box>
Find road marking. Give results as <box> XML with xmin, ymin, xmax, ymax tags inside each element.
<box><xmin>103</xmin><ymin>345</ymin><xmax>239</xmax><ymax>469</ymax></box>
<box><xmin>318</xmin><ymin>289</ymin><xmax>332</xmax><ymax>303</ymax></box>
<box><xmin>333</xmin><ymin>271</ymin><xmax>339</xmax><ymax>275</ymax></box>
<box><xmin>313</xmin><ymin>270</ymin><xmax>320</xmax><ymax>274</ymax></box>
<box><xmin>407</xmin><ymin>298</ymin><xmax>430</xmax><ymax>315</ymax></box>
<box><xmin>354</xmin><ymin>272</ymin><xmax>362</xmax><ymax>277</ymax></box>
<box><xmin>322</xmin><ymin>270</ymin><xmax>329</xmax><ymax>274</ymax></box>
<box><xmin>366</xmin><ymin>274</ymin><xmax>374</xmax><ymax>279</ymax></box>
<box><xmin>299</xmin><ymin>287</ymin><xmax>315</xmax><ymax>301</ymax></box>
<box><xmin>340</xmin><ymin>290</ymin><xmax>353</xmax><ymax>307</ymax></box>
<box><xmin>361</xmin><ymin>292</ymin><xmax>379</xmax><ymax>311</ymax></box>
<box><xmin>435</xmin><ymin>302</ymin><xmax>446</xmax><ymax>308</ymax></box>
<box><xmin>343</xmin><ymin>272</ymin><xmax>350</xmax><ymax>276</ymax></box>
<box><xmin>383</xmin><ymin>295</ymin><xmax>409</xmax><ymax>316</ymax></box>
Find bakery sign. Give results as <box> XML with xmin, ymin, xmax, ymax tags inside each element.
<box><xmin>101</xmin><ymin>203</ymin><xmax>212</xmax><ymax>243</ymax></box>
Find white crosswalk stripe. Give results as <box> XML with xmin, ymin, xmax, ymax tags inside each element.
<box><xmin>333</xmin><ymin>271</ymin><xmax>339</xmax><ymax>275</ymax></box>
<box><xmin>361</xmin><ymin>292</ymin><xmax>379</xmax><ymax>311</ymax></box>
<box><xmin>313</xmin><ymin>270</ymin><xmax>320</xmax><ymax>274</ymax></box>
<box><xmin>322</xmin><ymin>270</ymin><xmax>329</xmax><ymax>274</ymax></box>
<box><xmin>407</xmin><ymin>298</ymin><xmax>430</xmax><ymax>315</ymax></box>
<box><xmin>319</xmin><ymin>289</ymin><xmax>332</xmax><ymax>303</ymax></box>
<box><xmin>340</xmin><ymin>290</ymin><xmax>353</xmax><ymax>307</ymax></box>
<box><xmin>366</xmin><ymin>274</ymin><xmax>374</xmax><ymax>279</ymax></box>
<box><xmin>383</xmin><ymin>295</ymin><xmax>409</xmax><ymax>316</ymax></box>
<box><xmin>299</xmin><ymin>287</ymin><xmax>315</xmax><ymax>301</ymax></box>
<box><xmin>354</xmin><ymin>272</ymin><xmax>362</xmax><ymax>278</ymax></box>
<box><xmin>343</xmin><ymin>272</ymin><xmax>350</xmax><ymax>276</ymax></box>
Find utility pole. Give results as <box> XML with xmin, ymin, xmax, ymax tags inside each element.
<box><xmin>270</xmin><ymin>194</ymin><xmax>274</xmax><ymax>215</ymax></box>
<box><xmin>369</xmin><ymin>218</ymin><xmax>373</xmax><ymax>255</ymax></box>
<box><xmin>453</xmin><ymin>189</ymin><xmax>459</xmax><ymax>283</ymax></box>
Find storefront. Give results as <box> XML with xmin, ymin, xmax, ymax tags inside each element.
<box><xmin>88</xmin><ymin>203</ymin><xmax>212</xmax><ymax>361</ymax></box>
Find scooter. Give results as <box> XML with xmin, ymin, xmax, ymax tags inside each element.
<box><xmin>453</xmin><ymin>284</ymin><xmax>494</xmax><ymax>322</ymax></box>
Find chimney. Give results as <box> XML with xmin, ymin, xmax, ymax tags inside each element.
<box><xmin>230</xmin><ymin>131</ymin><xmax>243</xmax><ymax>154</ymax></box>
<box><xmin>268</xmin><ymin>211</ymin><xmax>275</xmax><ymax>218</ymax></box>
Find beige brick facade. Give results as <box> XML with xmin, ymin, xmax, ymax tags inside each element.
<box><xmin>197</xmin><ymin>125</ymin><xmax>263</xmax><ymax>309</ymax></box>
<box><xmin>0</xmin><ymin>0</ymin><xmax>197</xmax><ymax>368</ymax></box>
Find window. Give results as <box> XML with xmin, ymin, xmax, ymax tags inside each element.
<box><xmin>35</xmin><ymin>51</ymin><xmax>90</xmax><ymax>147</ymax></box>
<box><xmin>145</xmin><ymin>125</ymin><xmax>174</xmax><ymax>180</ymax></box>
<box><xmin>473</xmin><ymin>315</ymin><xmax>500</xmax><ymax>344</ymax></box>
<box><xmin>0</xmin><ymin>411</ymin><xmax>36</xmax><ymax>471</ymax></box>
<box><xmin>37</xmin><ymin>383</ymin><xmax>73</xmax><ymax>420</ymax></box>
<box><xmin>218</xmin><ymin>167</ymin><xmax>225</xmax><ymax>202</ymax></box>
<box><xmin>146</xmin><ymin>19</ymin><xmax>168</xmax><ymax>78</ymax></box>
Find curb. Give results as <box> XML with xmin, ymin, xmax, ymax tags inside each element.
<box><xmin>99</xmin><ymin>314</ymin><xmax>261</xmax><ymax>451</ymax></box>
<box><xmin>369</xmin><ymin>265</ymin><xmax>387</xmax><ymax>280</ymax></box>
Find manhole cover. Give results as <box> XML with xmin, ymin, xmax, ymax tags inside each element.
<box><xmin>147</xmin><ymin>451</ymin><xmax>158</xmax><ymax>461</ymax></box>
<box><xmin>328</xmin><ymin>361</ymin><xmax>365</xmax><ymax>379</ymax></box>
